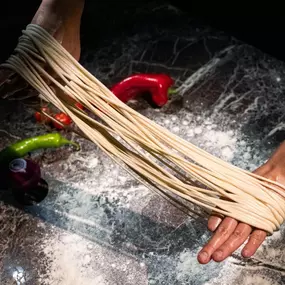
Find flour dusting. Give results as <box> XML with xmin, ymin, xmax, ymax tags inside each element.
<box><xmin>39</xmin><ymin>232</ymin><xmax>107</xmax><ymax>285</ymax></box>
<box><xmin>238</xmin><ymin>275</ymin><xmax>279</xmax><ymax>285</ymax></box>
<box><xmin>38</xmin><ymin>104</ymin><xmax>272</xmax><ymax>284</ymax></box>
<box><xmin>176</xmin><ymin>248</ymin><xmax>226</xmax><ymax>284</ymax></box>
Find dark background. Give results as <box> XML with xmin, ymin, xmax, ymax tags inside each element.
<box><xmin>0</xmin><ymin>1</ymin><xmax>283</xmax><ymax>63</ymax></box>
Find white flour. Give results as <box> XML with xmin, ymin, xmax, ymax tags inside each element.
<box><xmin>39</xmin><ymin>231</ymin><xmax>107</xmax><ymax>285</ymax></box>
<box><xmin>176</xmin><ymin>239</ymin><xmax>226</xmax><ymax>284</ymax></box>
<box><xmin>39</xmin><ymin>105</ymin><xmax>271</xmax><ymax>284</ymax></box>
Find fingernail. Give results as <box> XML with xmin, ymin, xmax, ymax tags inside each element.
<box><xmin>242</xmin><ymin>250</ymin><xmax>250</xmax><ymax>258</ymax></box>
<box><xmin>212</xmin><ymin>218</ymin><xmax>222</xmax><ymax>231</ymax></box>
<box><xmin>208</xmin><ymin>217</ymin><xmax>222</xmax><ymax>231</ymax></box>
<box><xmin>198</xmin><ymin>251</ymin><xmax>208</xmax><ymax>262</ymax></box>
<box><xmin>213</xmin><ymin>250</ymin><xmax>223</xmax><ymax>261</ymax></box>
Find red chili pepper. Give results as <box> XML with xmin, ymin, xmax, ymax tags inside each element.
<box><xmin>65</xmin><ymin>94</ymin><xmax>84</xmax><ymax>111</ymax></box>
<box><xmin>34</xmin><ymin>107</ymin><xmax>52</xmax><ymax>123</ymax></box>
<box><xmin>53</xmin><ymin>113</ymin><xmax>72</xmax><ymax>130</ymax></box>
<box><xmin>75</xmin><ymin>102</ymin><xmax>84</xmax><ymax>110</ymax></box>
<box><xmin>110</xmin><ymin>74</ymin><xmax>176</xmax><ymax>107</ymax></box>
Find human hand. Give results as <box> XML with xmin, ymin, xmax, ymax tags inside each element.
<box><xmin>197</xmin><ymin>141</ymin><xmax>285</xmax><ymax>264</ymax></box>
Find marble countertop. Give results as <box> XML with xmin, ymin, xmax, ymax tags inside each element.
<box><xmin>1</xmin><ymin>4</ymin><xmax>285</xmax><ymax>285</ymax></box>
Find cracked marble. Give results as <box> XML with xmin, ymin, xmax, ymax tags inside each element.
<box><xmin>0</xmin><ymin>3</ymin><xmax>285</xmax><ymax>285</ymax></box>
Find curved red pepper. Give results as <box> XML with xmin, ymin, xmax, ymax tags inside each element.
<box><xmin>111</xmin><ymin>74</ymin><xmax>175</xmax><ymax>107</ymax></box>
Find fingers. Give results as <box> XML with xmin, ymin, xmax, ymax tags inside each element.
<box><xmin>199</xmin><ymin>222</ymin><xmax>267</xmax><ymax>264</ymax></box>
<box><xmin>207</xmin><ymin>215</ymin><xmax>223</xmax><ymax>232</ymax></box>
<box><xmin>242</xmin><ymin>229</ymin><xmax>267</xmax><ymax>258</ymax></box>
<box><xmin>208</xmin><ymin>198</ymin><xmax>229</xmax><ymax>232</ymax></box>
<box><xmin>253</xmin><ymin>163</ymin><xmax>271</xmax><ymax>176</ymax></box>
<box><xmin>200</xmin><ymin>153</ymin><xmax>282</xmax><ymax>265</ymax></box>
<box><xmin>198</xmin><ymin>217</ymin><xmax>238</xmax><ymax>264</ymax></box>
<box><xmin>211</xmin><ymin>223</ymin><xmax>252</xmax><ymax>262</ymax></box>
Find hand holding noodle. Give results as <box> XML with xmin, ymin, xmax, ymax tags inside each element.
<box><xmin>199</xmin><ymin>142</ymin><xmax>285</xmax><ymax>263</ymax></box>
<box><xmin>1</xmin><ymin>0</ymin><xmax>285</xmax><ymax>264</ymax></box>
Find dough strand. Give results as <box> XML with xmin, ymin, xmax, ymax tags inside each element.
<box><xmin>3</xmin><ymin>24</ymin><xmax>285</xmax><ymax>234</ymax></box>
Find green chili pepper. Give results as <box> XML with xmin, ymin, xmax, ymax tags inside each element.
<box><xmin>0</xmin><ymin>133</ymin><xmax>80</xmax><ymax>165</ymax></box>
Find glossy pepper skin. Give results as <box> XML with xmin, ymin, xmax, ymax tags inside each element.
<box><xmin>53</xmin><ymin>113</ymin><xmax>72</xmax><ymax>130</ymax></box>
<box><xmin>110</xmin><ymin>74</ymin><xmax>175</xmax><ymax>107</ymax></box>
<box><xmin>0</xmin><ymin>133</ymin><xmax>79</xmax><ymax>165</ymax></box>
<box><xmin>35</xmin><ymin>107</ymin><xmax>52</xmax><ymax>123</ymax></box>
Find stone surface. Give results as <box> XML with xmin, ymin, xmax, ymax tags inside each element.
<box><xmin>1</xmin><ymin>3</ymin><xmax>285</xmax><ymax>285</ymax></box>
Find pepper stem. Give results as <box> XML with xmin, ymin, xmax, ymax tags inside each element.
<box><xmin>60</xmin><ymin>137</ymin><xmax>80</xmax><ymax>151</ymax></box>
<box><xmin>168</xmin><ymin>88</ymin><xmax>178</xmax><ymax>95</ymax></box>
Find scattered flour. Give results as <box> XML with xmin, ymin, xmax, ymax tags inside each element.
<box><xmin>40</xmin><ymin>106</ymin><xmax>270</xmax><ymax>284</ymax></box>
<box><xmin>39</xmin><ymin>232</ymin><xmax>107</xmax><ymax>285</ymax></box>
<box><xmin>88</xmin><ymin>157</ymin><xmax>99</xmax><ymax>168</ymax></box>
<box><xmin>194</xmin><ymin>127</ymin><xmax>203</xmax><ymax>134</ymax></box>
<box><xmin>237</xmin><ymin>275</ymin><xmax>279</xmax><ymax>285</ymax></box>
<box><xmin>221</xmin><ymin>146</ymin><xmax>234</xmax><ymax>161</ymax></box>
<box><xmin>176</xmin><ymin>249</ymin><xmax>223</xmax><ymax>283</ymax></box>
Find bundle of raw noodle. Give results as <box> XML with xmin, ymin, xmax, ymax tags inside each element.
<box><xmin>3</xmin><ymin>24</ymin><xmax>285</xmax><ymax>234</ymax></box>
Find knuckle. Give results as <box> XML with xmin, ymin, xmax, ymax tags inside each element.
<box><xmin>205</xmin><ymin>244</ymin><xmax>216</xmax><ymax>252</ymax></box>
<box><xmin>232</xmin><ymin>230</ymin><xmax>243</xmax><ymax>239</ymax></box>
<box><xmin>216</xmin><ymin>226</ymin><xmax>229</xmax><ymax>236</ymax></box>
<box><xmin>251</xmin><ymin>232</ymin><xmax>265</xmax><ymax>243</ymax></box>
